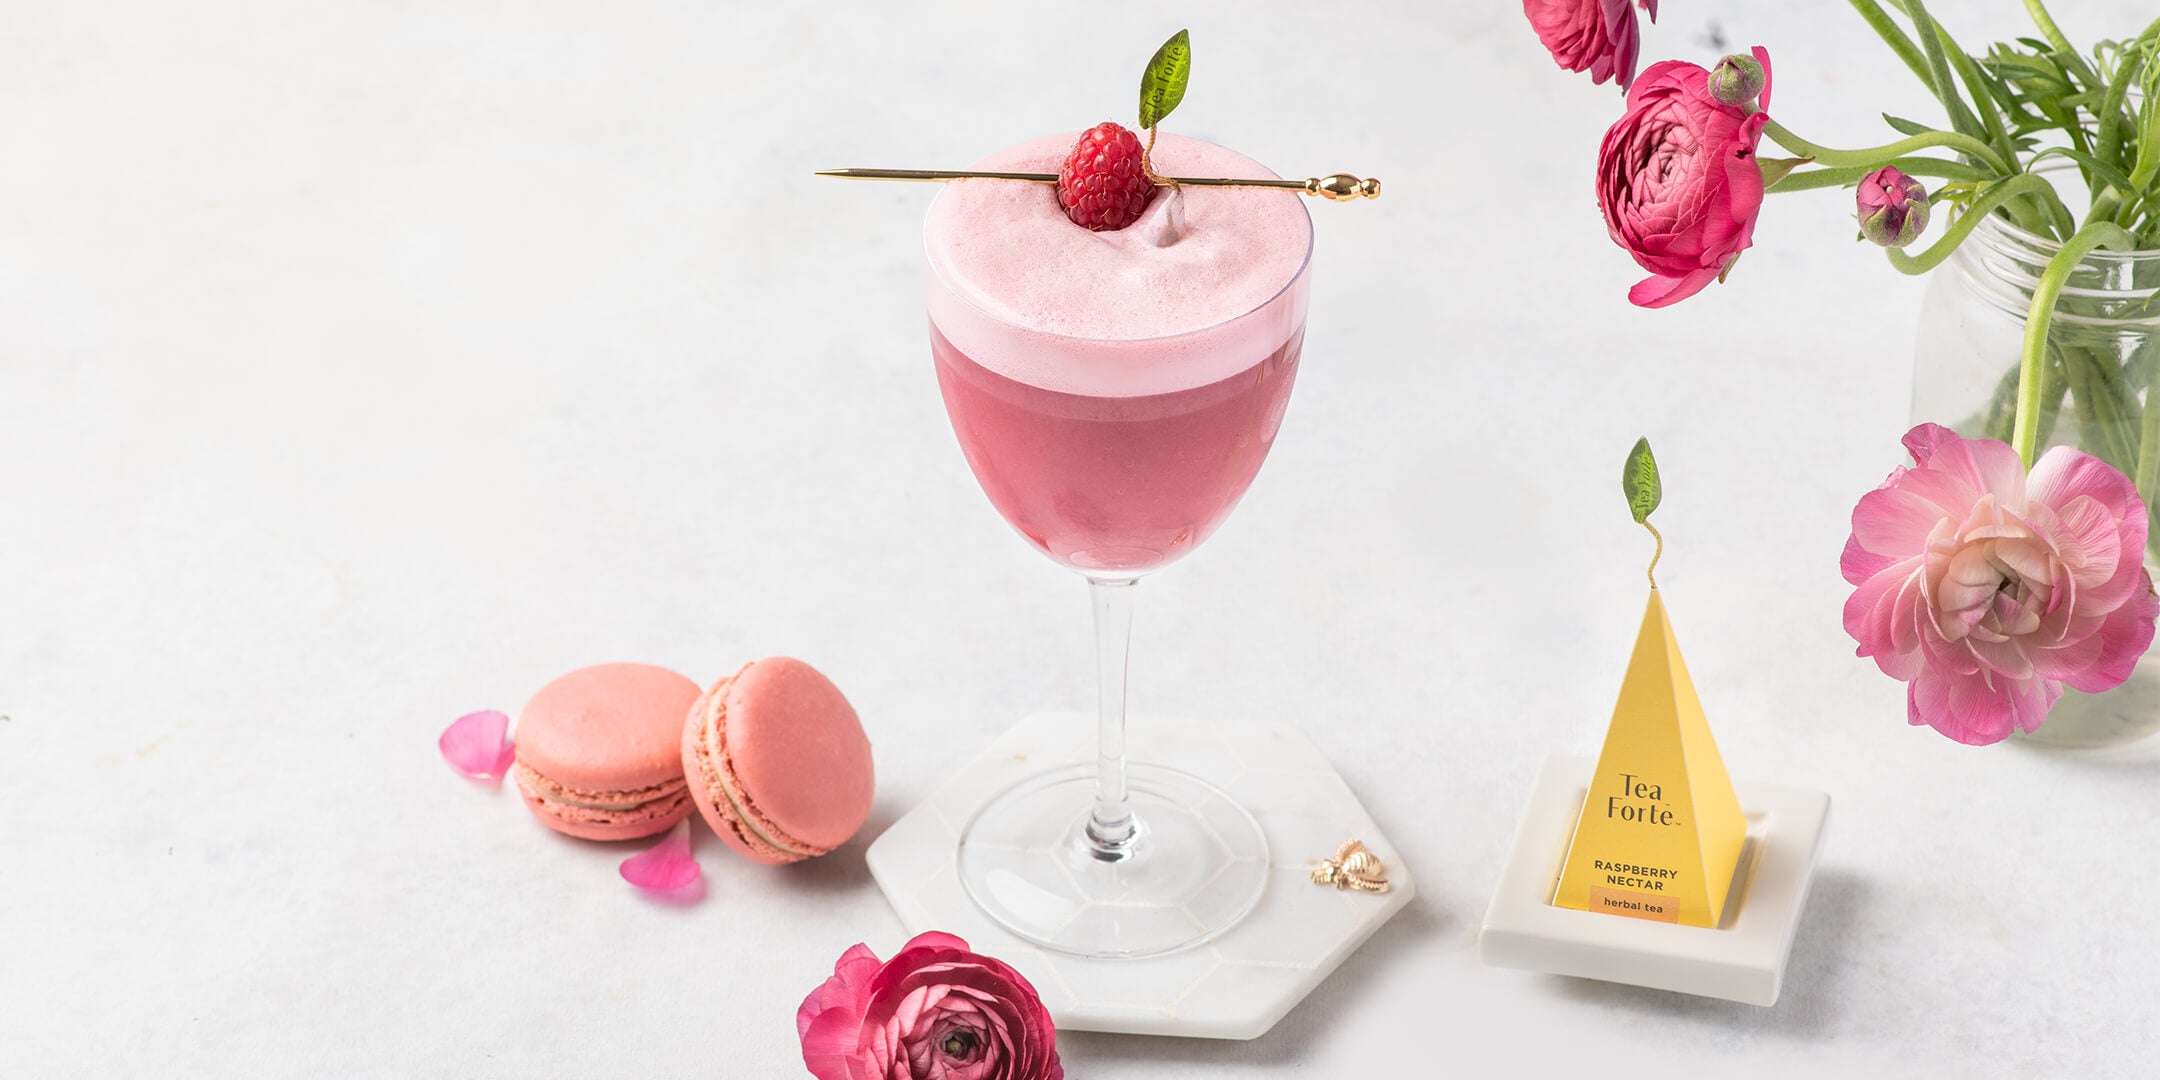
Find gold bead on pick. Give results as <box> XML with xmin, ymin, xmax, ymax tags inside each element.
<box><xmin>1308</xmin><ymin>174</ymin><xmax>1381</xmax><ymax>202</ymax></box>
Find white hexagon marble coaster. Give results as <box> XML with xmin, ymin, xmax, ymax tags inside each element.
<box><xmin>865</xmin><ymin>711</ymin><xmax>1414</xmax><ymax>1040</ymax></box>
<box><xmin>1478</xmin><ymin>754</ymin><xmax>1830</xmax><ymax>1006</ymax></box>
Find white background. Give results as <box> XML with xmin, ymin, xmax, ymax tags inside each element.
<box><xmin>5</xmin><ymin>1</ymin><xmax>2157</xmax><ymax>1075</ymax></box>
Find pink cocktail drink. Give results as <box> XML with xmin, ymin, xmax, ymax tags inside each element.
<box><xmin>923</xmin><ymin>128</ymin><xmax>1316</xmax><ymax>958</ymax></box>
<box><xmin>931</xmin><ymin>327</ymin><xmax>1302</xmax><ymax>574</ymax></box>
<box><xmin>925</xmin><ymin>132</ymin><xmax>1313</xmax><ymax>576</ymax></box>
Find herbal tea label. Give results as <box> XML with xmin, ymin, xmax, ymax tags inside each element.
<box><xmin>1551</xmin><ymin>591</ymin><xmax>1748</xmax><ymax>928</ymax></box>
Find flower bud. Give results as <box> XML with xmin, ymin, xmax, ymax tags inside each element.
<box><xmin>1856</xmin><ymin>166</ymin><xmax>1931</xmax><ymax>248</ymax></box>
<box><xmin>1707</xmin><ymin>54</ymin><xmax>1767</xmax><ymax>106</ymax></box>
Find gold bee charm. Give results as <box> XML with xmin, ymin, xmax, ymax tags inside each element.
<box><xmin>1311</xmin><ymin>839</ymin><xmax>1391</xmax><ymax>894</ymax></box>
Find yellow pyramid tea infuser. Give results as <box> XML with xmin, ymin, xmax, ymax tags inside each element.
<box><xmin>1551</xmin><ymin>439</ymin><xmax>1748</xmax><ymax>928</ymax></box>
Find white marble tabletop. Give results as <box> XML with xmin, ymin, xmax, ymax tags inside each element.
<box><xmin>6</xmin><ymin>1</ymin><xmax>2157</xmax><ymax>1075</ymax></box>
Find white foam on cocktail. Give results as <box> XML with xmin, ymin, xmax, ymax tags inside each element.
<box><xmin>924</xmin><ymin>132</ymin><xmax>1313</xmax><ymax>398</ymax></box>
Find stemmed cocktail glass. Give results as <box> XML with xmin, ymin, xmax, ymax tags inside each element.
<box><xmin>924</xmin><ymin>133</ymin><xmax>1313</xmax><ymax>958</ymax></box>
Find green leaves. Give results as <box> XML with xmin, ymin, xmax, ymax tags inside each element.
<box><xmin>1836</xmin><ymin>3</ymin><xmax>2160</xmax><ymax>245</ymax></box>
<box><xmin>1138</xmin><ymin>29</ymin><xmax>1191</xmax><ymax>131</ymax></box>
<box><xmin>1757</xmin><ymin>155</ymin><xmax>1814</xmax><ymax>190</ymax></box>
<box><xmin>1622</xmin><ymin>438</ymin><xmax>1662</xmax><ymax>525</ymax></box>
<box><xmin>1881</xmin><ymin>113</ymin><xmax>1943</xmax><ymax>137</ymax></box>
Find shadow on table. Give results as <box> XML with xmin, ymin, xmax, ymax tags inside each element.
<box><xmin>760</xmin><ymin>797</ymin><xmax>904</xmax><ymax>896</ymax></box>
<box><xmin>2008</xmin><ymin>734</ymin><xmax>2160</xmax><ymax>772</ymax></box>
<box><xmin>1056</xmin><ymin>893</ymin><xmax>1451</xmax><ymax>1070</ymax></box>
<box><xmin>1545</xmin><ymin>868</ymin><xmax>1871</xmax><ymax>1040</ymax></box>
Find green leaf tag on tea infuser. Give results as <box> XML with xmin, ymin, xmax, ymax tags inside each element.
<box><xmin>1623</xmin><ymin>437</ymin><xmax>1665</xmax><ymax>587</ymax></box>
<box><xmin>1139</xmin><ymin>29</ymin><xmax>1191</xmax><ymax>131</ymax></box>
<box><xmin>1623</xmin><ymin>437</ymin><xmax>1661</xmax><ymax>524</ymax></box>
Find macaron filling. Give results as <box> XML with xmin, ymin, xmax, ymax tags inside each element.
<box><xmin>688</xmin><ymin>675</ymin><xmax>822</xmax><ymax>860</ymax></box>
<box><xmin>513</xmin><ymin>760</ymin><xmax>690</xmax><ymax>824</ymax></box>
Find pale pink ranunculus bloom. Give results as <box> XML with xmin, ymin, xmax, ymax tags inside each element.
<box><xmin>1842</xmin><ymin>424</ymin><xmax>2160</xmax><ymax>745</ymax></box>
<box><xmin>799</xmin><ymin>932</ymin><xmax>1063</xmax><ymax>1080</ymax></box>
<box><xmin>1597</xmin><ymin>46</ymin><xmax>1773</xmax><ymax>308</ymax></box>
<box><xmin>1523</xmin><ymin>0</ymin><xmax>1659</xmax><ymax>91</ymax></box>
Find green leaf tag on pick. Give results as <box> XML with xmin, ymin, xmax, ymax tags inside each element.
<box><xmin>1623</xmin><ymin>437</ymin><xmax>1661</xmax><ymax>524</ymax></box>
<box><xmin>1139</xmin><ymin>29</ymin><xmax>1191</xmax><ymax>130</ymax></box>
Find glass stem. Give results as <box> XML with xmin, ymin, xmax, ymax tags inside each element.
<box><xmin>1084</xmin><ymin>575</ymin><xmax>1139</xmax><ymax>861</ymax></box>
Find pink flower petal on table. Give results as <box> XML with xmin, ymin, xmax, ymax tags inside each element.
<box><xmin>439</xmin><ymin>709</ymin><xmax>515</xmax><ymax>782</ymax></box>
<box><xmin>621</xmin><ymin>820</ymin><xmax>703</xmax><ymax>900</ymax></box>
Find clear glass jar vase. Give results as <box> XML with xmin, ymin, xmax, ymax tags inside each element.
<box><xmin>1912</xmin><ymin>211</ymin><xmax>2160</xmax><ymax>747</ymax></box>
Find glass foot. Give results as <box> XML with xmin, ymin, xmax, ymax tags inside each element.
<box><xmin>957</xmin><ymin>763</ymin><xmax>1270</xmax><ymax>959</ymax></box>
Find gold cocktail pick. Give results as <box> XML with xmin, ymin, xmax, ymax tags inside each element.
<box><xmin>816</xmin><ymin>168</ymin><xmax>1380</xmax><ymax>202</ymax></box>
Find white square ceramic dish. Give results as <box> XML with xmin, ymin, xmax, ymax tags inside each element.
<box><xmin>1478</xmin><ymin>753</ymin><xmax>1830</xmax><ymax>1006</ymax></box>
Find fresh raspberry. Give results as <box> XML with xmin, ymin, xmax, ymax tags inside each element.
<box><xmin>1056</xmin><ymin>122</ymin><xmax>1158</xmax><ymax>231</ymax></box>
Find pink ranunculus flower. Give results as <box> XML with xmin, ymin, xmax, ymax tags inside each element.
<box><xmin>799</xmin><ymin>932</ymin><xmax>1063</xmax><ymax>1080</ymax></box>
<box><xmin>1842</xmin><ymin>424</ymin><xmax>2160</xmax><ymax>745</ymax></box>
<box><xmin>1523</xmin><ymin>0</ymin><xmax>1659</xmax><ymax>91</ymax></box>
<box><xmin>1597</xmin><ymin>46</ymin><xmax>1773</xmax><ymax>308</ymax></box>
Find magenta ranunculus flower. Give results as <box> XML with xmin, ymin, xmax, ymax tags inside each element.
<box><xmin>1597</xmin><ymin>46</ymin><xmax>1773</xmax><ymax>308</ymax></box>
<box><xmin>799</xmin><ymin>932</ymin><xmax>1063</xmax><ymax>1080</ymax></box>
<box><xmin>1857</xmin><ymin>165</ymin><xmax>1930</xmax><ymax>248</ymax></box>
<box><xmin>1523</xmin><ymin>0</ymin><xmax>1659</xmax><ymax>91</ymax></box>
<box><xmin>1842</xmin><ymin>424</ymin><xmax>2160</xmax><ymax>745</ymax></box>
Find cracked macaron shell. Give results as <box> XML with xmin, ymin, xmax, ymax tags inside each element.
<box><xmin>682</xmin><ymin>656</ymin><xmax>873</xmax><ymax>865</ymax></box>
<box><xmin>514</xmin><ymin>662</ymin><xmax>700</xmax><ymax>841</ymax></box>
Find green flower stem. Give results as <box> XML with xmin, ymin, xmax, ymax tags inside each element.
<box><xmin>2065</xmin><ymin>113</ymin><xmax>2095</xmax><ymax>159</ymax></box>
<box><xmin>1759</xmin><ymin>112</ymin><xmax>2044</xmax><ymax>234</ymax></box>
<box><xmin>2063</xmin><ymin>348</ymin><xmax>2106</xmax><ymax>459</ymax></box>
<box><xmin>2020</xmin><ymin>0</ymin><xmax>2073</xmax><ymax>53</ymax></box>
<box><xmin>1999</xmin><ymin>349</ymin><xmax>2071</xmax><ymax>456</ymax></box>
<box><xmin>2063</xmin><ymin>344</ymin><xmax>2138</xmax><ymax>472</ymax></box>
<box><xmin>1884</xmin><ymin>176</ymin><xmax>2073</xmax><ymax>275</ymax></box>
<box><xmin>2035</xmin><ymin>351</ymin><xmax>2069</xmax><ymax>452</ymax></box>
<box><xmin>2029</xmin><ymin>182</ymin><xmax>2082</xmax><ymax>240</ymax></box>
<box><xmin>2083</xmin><ymin>332</ymin><xmax>2140</xmax><ymax>420</ymax></box>
<box><xmin>2089</xmin><ymin>189</ymin><xmax>2124</xmax><ymax>230</ymax></box>
<box><xmin>2130</xmin><ymin>101</ymin><xmax>2160</xmax><ymax>192</ymax></box>
<box><xmin>1900</xmin><ymin>0</ymin><xmax>1985</xmax><ymax>141</ymax></box>
<box><xmin>2133</xmin><ymin>334</ymin><xmax>2160</xmax><ymax>509</ymax></box>
<box><xmin>1848</xmin><ymin>0</ymin><xmax>1936</xmax><ymax>90</ymax></box>
<box><xmin>2091</xmin><ymin>357</ymin><xmax>2138</xmax><ymax>473</ymax></box>
<box><xmin>2062</xmin><ymin>346</ymin><xmax>2144</xmax><ymax>500</ymax></box>
<box><xmin>2013</xmin><ymin>221</ymin><xmax>2142</xmax><ymax>466</ymax></box>
<box><xmin>2129</xmin><ymin>333</ymin><xmax>2160</xmax><ymax>562</ymax></box>
<box><xmin>2021</xmin><ymin>0</ymin><xmax>2102</xmax><ymax>90</ymax></box>
<box><xmin>1980</xmin><ymin>362</ymin><xmax>2022</xmax><ymax>443</ymax></box>
<box><xmin>1766</xmin><ymin>157</ymin><xmax>1987</xmax><ymax>193</ymax></box>
<box><xmin>1759</xmin><ymin>118</ymin><xmax>2011</xmax><ymax>176</ymax></box>
<box><xmin>2093</xmin><ymin>36</ymin><xmax>2147</xmax><ymax>166</ymax></box>
<box><xmin>1939</xmin><ymin>30</ymin><xmax>2016</xmax><ymax>163</ymax></box>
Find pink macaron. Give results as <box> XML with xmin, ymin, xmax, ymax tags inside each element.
<box><xmin>681</xmin><ymin>656</ymin><xmax>874</xmax><ymax>865</ymax></box>
<box><xmin>513</xmin><ymin>663</ymin><xmax>700</xmax><ymax>841</ymax></box>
